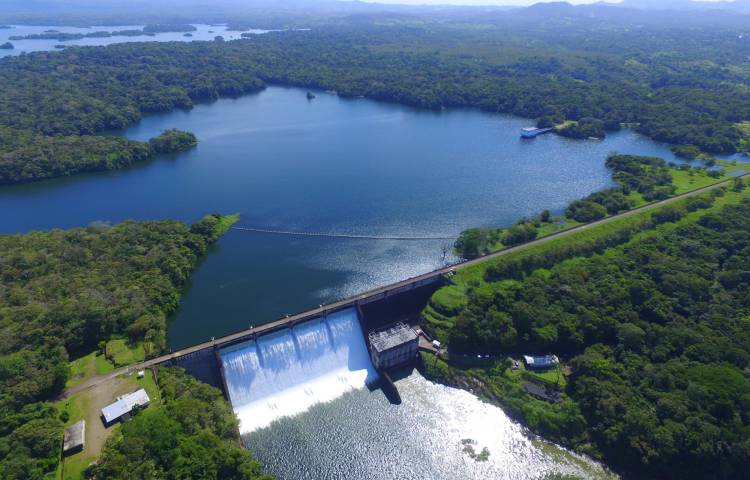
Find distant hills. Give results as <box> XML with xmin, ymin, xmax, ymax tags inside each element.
<box><xmin>1</xmin><ymin>0</ymin><xmax>749</xmax><ymax>28</ymax></box>
<box><xmin>614</xmin><ymin>0</ymin><xmax>750</xmax><ymax>13</ymax></box>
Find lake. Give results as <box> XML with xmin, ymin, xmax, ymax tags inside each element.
<box><xmin>0</xmin><ymin>24</ymin><xmax>266</xmax><ymax>57</ymax></box>
<box><xmin>0</xmin><ymin>85</ymin><xmax>711</xmax><ymax>349</ymax></box>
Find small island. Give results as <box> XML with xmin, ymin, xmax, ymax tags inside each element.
<box><xmin>143</xmin><ymin>24</ymin><xmax>197</xmax><ymax>33</ymax></box>
<box><xmin>183</xmin><ymin>33</ymin><xmax>193</xmax><ymax>37</ymax></box>
<box><xmin>0</xmin><ymin>42</ymin><xmax>13</xmax><ymax>50</ymax></box>
<box><xmin>149</xmin><ymin>129</ymin><xmax>199</xmax><ymax>154</ymax></box>
<box><xmin>307</xmin><ymin>91</ymin><xmax>316</xmax><ymax>100</ymax></box>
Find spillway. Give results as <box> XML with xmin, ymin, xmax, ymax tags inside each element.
<box><xmin>219</xmin><ymin>307</ymin><xmax>378</xmax><ymax>433</ymax></box>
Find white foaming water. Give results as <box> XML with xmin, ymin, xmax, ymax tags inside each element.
<box><xmin>220</xmin><ymin>307</ymin><xmax>378</xmax><ymax>433</ymax></box>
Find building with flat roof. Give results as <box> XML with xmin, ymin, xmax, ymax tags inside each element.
<box><xmin>62</xmin><ymin>420</ymin><xmax>85</xmax><ymax>456</ymax></box>
<box><xmin>101</xmin><ymin>388</ymin><xmax>150</xmax><ymax>425</ymax></box>
<box><xmin>368</xmin><ymin>323</ymin><xmax>419</xmax><ymax>370</ymax></box>
<box><xmin>523</xmin><ymin>354</ymin><xmax>559</xmax><ymax>370</ymax></box>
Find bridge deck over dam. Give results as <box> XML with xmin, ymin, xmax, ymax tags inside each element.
<box><xmin>58</xmin><ymin>172</ymin><xmax>749</xmax><ymax>400</ymax></box>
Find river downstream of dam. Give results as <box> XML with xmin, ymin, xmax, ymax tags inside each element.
<box><xmin>217</xmin><ymin>307</ymin><xmax>615</xmax><ymax>479</ymax></box>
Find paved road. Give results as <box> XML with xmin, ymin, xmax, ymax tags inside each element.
<box><xmin>59</xmin><ymin>172</ymin><xmax>748</xmax><ymax>399</ymax></box>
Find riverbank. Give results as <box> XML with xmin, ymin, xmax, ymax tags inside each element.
<box><xmin>421</xmin><ymin>184</ymin><xmax>750</xmax><ymax>479</ymax></box>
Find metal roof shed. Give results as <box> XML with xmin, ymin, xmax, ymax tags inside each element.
<box><xmin>101</xmin><ymin>388</ymin><xmax>150</xmax><ymax>425</ymax></box>
<box><xmin>62</xmin><ymin>420</ymin><xmax>85</xmax><ymax>455</ymax></box>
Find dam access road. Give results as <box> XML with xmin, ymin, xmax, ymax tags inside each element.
<box><xmin>59</xmin><ymin>172</ymin><xmax>749</xmax><ymax>400</ymax></box>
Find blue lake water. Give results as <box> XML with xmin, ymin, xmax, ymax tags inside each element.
<box><xmin>0</xmin><ymin>24</ymin><xmax>265</xmax><ymax>57</ymax></box>
<box><xmin>0</xmin><ymin>85</ymin><xmax>710</xmax><ymax>348</ymax></box>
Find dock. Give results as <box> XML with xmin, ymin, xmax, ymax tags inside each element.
<box><xmin>521</xmin><ymin>127</ymin><xmax>554</xmax><ymax>138</ymax></box>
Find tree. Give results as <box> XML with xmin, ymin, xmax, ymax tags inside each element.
<box><xmin>566</xmin><ymin>200</ymin><xmax>607</xmax><ymax>222</ymax></box>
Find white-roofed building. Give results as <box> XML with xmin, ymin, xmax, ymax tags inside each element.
<box><xmin>101</xmin><ymin>388</ymin><xmax>150</xmax><ymax>425</ymax></box>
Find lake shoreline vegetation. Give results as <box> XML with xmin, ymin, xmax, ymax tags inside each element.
<box><xmin>454</xmin><ymin>153</ymin><xmax>745</xmax><ymax>259</ymax></box>
<box><xmin>0</xmin><ymin>128</ymin><xmax>198</xmax><ymax>185</ymax></box>
<box><xmin>0</xmin><ymin>213</ymin><xmax>255</xmax><ymax>479</ymax></box>
<box><xmin>1</xmin><ymin>14</ymin><xmax>750</xmax><ymax>185</ymax></box>
<box><xmin>421</xmin><ymin>184</ymin><xmax>750</xmax><ymax>480</ymax></box>
<box><xmin>7</xmin><ymin>24</ymin><xmax>197</xmax><ymax>42</ymax></box>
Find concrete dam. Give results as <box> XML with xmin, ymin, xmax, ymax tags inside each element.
<box><xmin>159</xmin><ymin>278</ymin><xmax>443</xmax><ymax>432</ymax></box>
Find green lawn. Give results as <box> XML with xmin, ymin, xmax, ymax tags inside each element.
<box><xmin>525</xmin><ymin>367</ymin><xmax>567</xmax><ymax>388</ymax></box>
<box><xmin>670</xmin><ymin>165</ymin><xmax>739</xmax><ymax>194</ymax></box>
<box><xmin>213</xmin><ymin>212</ymin><xmax>240</xmax><ymax>236</ymax></box>
<box><xmin>66</xmin><ymin>352</ymin><xmax>115</xmax><ymax>389</ymax></box>
<box><xmin>536</xmin><ymin>217</ymin><xmax>580</xmax><ymax>237</ymax></box>
<box><xmin>105</xmin><ymin>339</ymin><xmax>145</xmax><ymax>367</ymax></box>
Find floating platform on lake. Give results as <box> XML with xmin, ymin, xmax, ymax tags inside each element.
<box><xmin>520</xmin><ymin>127</ymin><xmax>554</xmax><ymax>138</ymax></box>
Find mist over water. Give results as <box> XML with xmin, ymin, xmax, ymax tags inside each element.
<box><xmin>220</xmin><ymin>308</ymin><xmax>378</xmax><ymax>433</ymax></box>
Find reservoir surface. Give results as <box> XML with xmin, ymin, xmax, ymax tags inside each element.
<box><xmin>0</xmin><ymin>24</ymin><xmax>263</xmax><ymax>57</ymax></box>
<box><xmin>0</xmin><ymin>85</ymin><xmax>715</xmax><ymax>349</ymax></box>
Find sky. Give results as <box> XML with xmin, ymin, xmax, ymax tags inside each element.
<box><xmin>354</xmin><ymin>0</ymin><xmax>731</xmax><ymax>5</ymax></box>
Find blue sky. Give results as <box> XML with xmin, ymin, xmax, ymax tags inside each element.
<box><xmin>354</xmin><ymin>0</ymin><xmax>729</xmax><ymax>5</ymax></box>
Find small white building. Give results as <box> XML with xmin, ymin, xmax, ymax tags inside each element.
<box><xmin>101</xmin><ymin>388</ymin><xmax>150</xmax><ymax>425</ymax></box>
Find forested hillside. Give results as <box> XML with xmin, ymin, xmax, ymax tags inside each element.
<box><xmin>0</xmin><ymin>214</ymin><xmax>238</xmax><ymax>478</ymax></box>
<box><xmin>1</xmin><ymin>15</ymin><xmax>750</xmax><ymax>184</ymax></box>
<box><xmin>423</xmin><ymin>188</ymin><xmax>750</xmax><ymax>479</ymax></box>
<box><xmin>91</xmin><ymin>367</ymin><xmax>272</xmax><ymax>480</ymax></box>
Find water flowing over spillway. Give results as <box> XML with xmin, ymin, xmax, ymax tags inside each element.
<box><xmin>219</xmin><ymin>307</ymin><xmax>378</xmax><ymax>433</ymax></box>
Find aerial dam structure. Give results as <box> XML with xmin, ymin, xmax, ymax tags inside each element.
<box><xmin>158</xmin><ymin>274</ymin><xmax>444</xmax><ymax>432</ymax></box>
<box><xmin>68</xmin><ymin>175</ymin><xmax>749</xmax><ymax>428</ymax></box>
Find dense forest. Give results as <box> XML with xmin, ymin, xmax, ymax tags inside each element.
<box><xmin>0</xmin><ymin>214</ymin><xmax>238</xmax><ymax>478</ymax></box>
<box><xmin>1</xmin><ymin>13</ymin><xmax>750</xmax><ymax>183</ymax></box>
<box><xmin>425</xmin><ymin>188</ymin><xmax>750</xmax><ymax>479</ymax></box>
<box><xmin>91</xmin><ymin>367</ymin><xmax>272</xmax><ymax>480</ymax></box>
<box><xmin>0</xmin><ymin>127</ymin><xmax>196</xmax><ymax>185</ymax></box>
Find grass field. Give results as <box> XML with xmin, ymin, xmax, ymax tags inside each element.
<box><xmin>66</xmin><ymin>352</ymin><xmax>115</xmax><ymax>389</ymax></box>
<box><xmin>213</xmin><ymin>212</ymin><xmax>240</xmax><ymax>236</ymax></box>
<box><xmin>55</xmin><ymin>370</ymin><xmax>161</xmax><ymax>480</ymax></box>
<box><xmin>105</xmin><ymin>338</ymin><xmax>145</xmax><ymax>367</ymax></box>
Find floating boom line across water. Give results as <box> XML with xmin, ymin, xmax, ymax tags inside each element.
<box><xmin>231</xmin><ymin>226</ymin><xmax>455</xmax><ymax>241</ymax></box>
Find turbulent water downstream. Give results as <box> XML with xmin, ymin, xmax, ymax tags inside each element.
<box><xmin>221</xmin><ymin>307</ymin><xmax>615</xmax><ymax>479</ymax></box>
<box><xmin>245</xmin><ymin>371</ymin><xmax>615</xmax><ymax>480</ymax></box>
